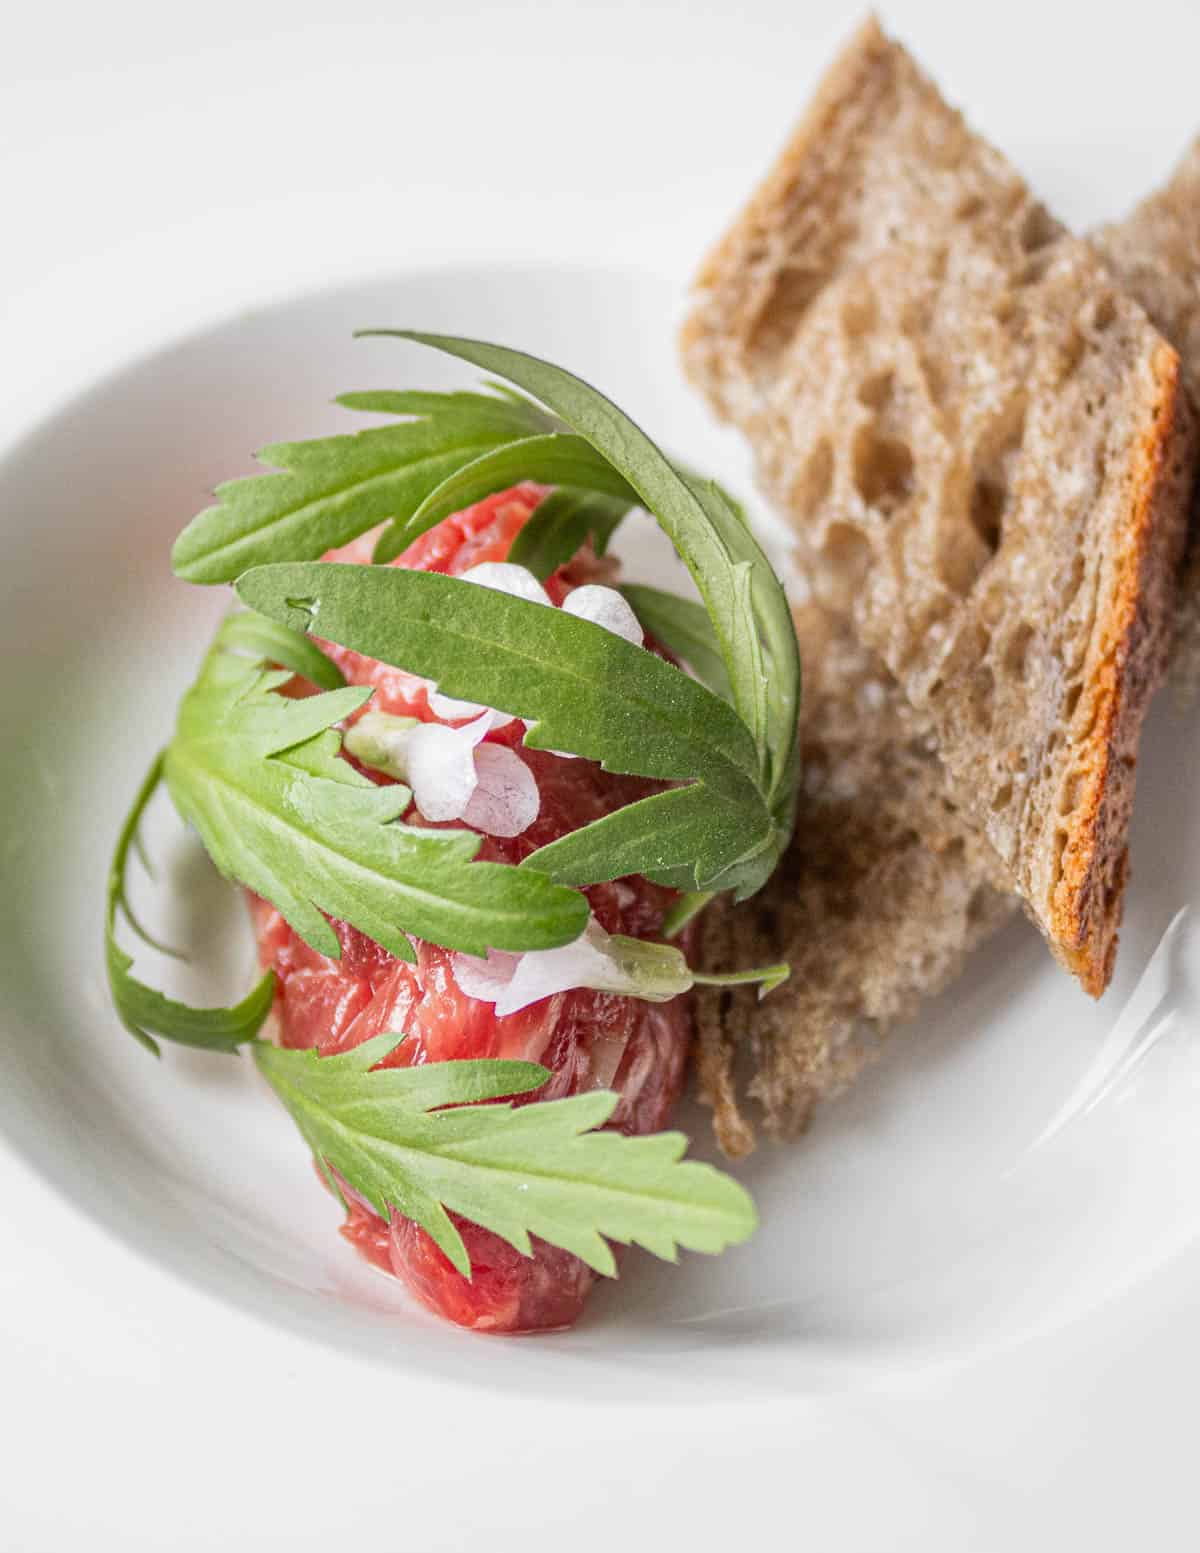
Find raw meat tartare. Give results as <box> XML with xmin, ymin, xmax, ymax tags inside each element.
<box><xmin>105</xmin><ymin>336</ymin><xmax>792</xmax><ymax>1339</ymax></box>
<box><xmin>251</xmin><ymin>486</ymin><xmax>693</xmax><ymax>1332</ymax></box>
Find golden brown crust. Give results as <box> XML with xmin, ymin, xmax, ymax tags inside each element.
<box><xmin>1053</xmin><ymin>344</ymin><xmax>1194</xmax><ymax>992</ymax></box>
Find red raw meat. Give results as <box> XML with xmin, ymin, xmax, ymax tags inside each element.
<box><xmin>251</xmin><ymin>485</ymin><xmax>694</xmax><ymax>1333</ymax></box>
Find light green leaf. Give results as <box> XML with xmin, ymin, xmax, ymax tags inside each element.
<box><xmin>237</xmin><ymin>562</ymin><xmax>758</xmax><ymax>786</ymax></box>
<box><xmin>106</xmin><ymin>750</ymin><xmax>276</xmax><ymax>1056</ymax></box>
<box><xmin>216</xmin><ymin>608</ymin><xmax>347</xmax><ymax>691</ymax></box>
<box><xmin>621</xmin><ymin>583</ymin><xmax>734</xmax><ymax>703</ymax></box>
<box><xmin>372</xmin><ymin>433</ymin><xmax>636</xmax><ymax>562</ymax></box>
<box><xmin>171</xmin><ymin>389</ymin><xmax>557</xmax><ymax>584</ymax></box>
<box><xmin>236</xmin><ymin>561</ymin><xmax>772</xmax><ymax>889</ymax></box>
<box><xmin>255</xmin><ymin>1035</ymin><xmax>758</xmax><ymax>1278</ymax></box>
<box><xmin>336</xmin><ymin>387</ymin><xmax>558</xmax><ymax>427</ymax></box>
<box><xmin>162</xmin><ymin>615</ymin><xmax>589</xmax><ymax>962</ymax></box>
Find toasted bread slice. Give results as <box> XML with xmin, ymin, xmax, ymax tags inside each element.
<box><xmin>681</xmin><ymin>17</ymin><xmax>1195</xmax><ymax>997</ymax></box>
<box><xmin>689</xmin><ymin>57</ymin><xmax>1200</xmax><ymax>1152</ymax></box>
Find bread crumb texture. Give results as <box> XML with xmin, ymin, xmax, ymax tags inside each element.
<box><xmin>685</xmin><ymin>21</ymin><xmax>1200</xmax><ymax>1149</ymax></box>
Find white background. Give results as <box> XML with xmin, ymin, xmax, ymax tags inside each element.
<box><xmin>5</xmin><ymin>2</ymin><xmax>1200</xmax><ymax>1547</ymax></box>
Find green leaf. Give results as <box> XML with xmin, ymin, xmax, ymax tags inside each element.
<box><xmin>162</xmin><ymin>615</ymin><xmax>589</xmax><ymax>962</ymax></box>
<box><xmin>372</xmin><ymin>433</ymin><xmax>636</xmax><ymax>562</ymax></box>
<box><xmin>255</xmin><ymin>1035</ymin><xmax>758</xmax><ymax>1278</ymax></box>
<box><xmin>520</xmin><ymin>781</ymin><xmax>772</xmax><ymax>892</ymax></box>
<box><xmin>236</xmin><ymin>561</ymin><xmax>772</xmax><ymax>890</ymax></box>
<box><xmin>216</xmin><ymin>608</ymin><xmax>347</xmax><ymax>691</ymax></box>
<box><xmin>361</xmin><ymin>332</ymin><xmax>800</xmax><ymax>808</ymax></box>
<box><xmin>171</xmin><ymin>388</ymin><xmax>557</xmax><ymax>584</ymax></box>
<box><xmin>499</xmin><ymin>486</ymin><xmax>634</xmax><ymax>580</ymax></box>
<box><xmin>336</xmin><ymin>387</ymin><xmax>558</xmax><ymax>427</ymax></box>
<box><xmin>661</xmin><ymin>890</ymin><xmax>716</xmax><ymax>940</ymax></box>
<box><xmin>621</xmin><ymin>583</ymin><xmax>733</xmax><ymax>703</ymax></box>
<box><xmin>238</xmin><ymin>563</ymin><xmax>757</xmax><ymax>786</ymax></box>
<box><xmin>106</xmin><ymin>750</ymin><xmax>276</xmax><ymax>1056</ymax></box>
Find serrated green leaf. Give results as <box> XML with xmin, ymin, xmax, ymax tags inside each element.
<box><xmin>105</xmin><ymin>751</ymin><xmax>276</xmax><ymax>1056</ymax></box>
<box><xmin>508</xmin><ymin>487</ymin><xmax>634</xmax><ymax>579</ymax></box>
<box><xmin>372</xmin><ymin>433</ymin><xmax>637</xmax><ymax>562</ymax></box>
<box><xmin>520</xmin><ymin>781</ymin><xmax>769</xmax><ymax>891</ymax></box>
<box><xmin>162</xmin><ymin>616</ymin><xmax>589</xmax><ymax>962</ymax></box>
<box><xmin>237</xmin><ymin>562</ymin><xmax>758</xmax><ymax>787</ymax></box>
<box><xmin>255</xmin><ymin>1035</ymin><xmax>757</xmax><ymax>1279</ymax></box>
<box><xmin>620</xmin><ymin>583</ymin><xmax>733</xmax><ymax>703</ymax></box>
<box><xmin>361</xmin><ymin>332</ymin><xmax>800</xmax><ymax>809</ymax></box>
<box><xmin>336</xmin><ymin>387</ymin><xmax>557</xmax><ymax>429</ymax></box>
<box><xmin>237</xmin><ymin>561</ymin><xmax>772</xmax><ymax>889</ymax></box>
<box><xmin>171</xmin><ymin>389</ymin><xmax>557</xmax><ymax>584</ymax></box>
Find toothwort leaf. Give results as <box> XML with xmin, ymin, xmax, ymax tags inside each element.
<box><xmin>620</xmin><ymin>583</ymin><xmax>734</xmax><ymax>703</ymax></box>
<box><xmin>362</xmin><ymin>332</ymin><xmax>800</xmax><ymax>812</ymax></box>
<box><xmin>161</xmin><ymin>613</ymin><xmax>588</xmax><ymax>962</ymax></box>
<box><xmin>216</xmin><ymin>608</ymin><xmax>348</xmax><ymax>691</ymax></box>
<box><xmin>171</xmin><ymin>388</ymin><xmax>557</xmax><ymax>584</ymax></box>
<box><xmin>372</xmin><ymin>434</ymin><xmax>636</xmax><ymax>562</ymax></box>
<box><xmin>254</xmin><ymin>1035</ymin><xmax>758</xmax><ymax>1279</ymax></box>
<box><xmin>105</xmin><ymin>751</ymin><xmax>276</xmax><ymax>1056</ymax></box>
<box><xmin>236</xmin><ymin>562</ymin><xmax>771</xmax><ymax>890</ymax></box>
<box><xmin>499</xmin><ymin>487</ymin><xmax>634</xmax><ymax>580</ymax></box>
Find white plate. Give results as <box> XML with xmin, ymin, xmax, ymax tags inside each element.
<box><xmin>2</xmin><ymin>262</ymin><xmax>1199</xmax><ymax>1410</ymax></box>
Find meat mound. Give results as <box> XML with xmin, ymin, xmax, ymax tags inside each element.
<box><xmin>251</xmin><ymin>486</ymin><xmax>694</xmax><ymax>1333</ymax></box>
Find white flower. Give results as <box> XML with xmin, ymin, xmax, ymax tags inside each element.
<box><xmin>561</xmin><ymin>584</ymin><xmax>644</xmax><ymax>646</ymax></box>
<box><xmin>458</xmin><ymin>561</ymin><xmax>554</xmax><ymax>607</ymax></box>
<box><xmin>404</xmin><ymin>712</ymin><xmax>492</xmax><ymax>823</ymax></box>
<box><xmin>345</xmin><ymin>710</ymin><xmax>539</xmax><ymax>837</ymax></box>
<box><xmin>451</xmin><ymin>916</ymin><xmax>691</xmax><ymax>1017</ymax></box>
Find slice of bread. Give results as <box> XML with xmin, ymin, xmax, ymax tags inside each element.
<box><xmin>689</xmin><ymin>51</ymin><xmax>1200</xmax><ymax>1153</ymax></box>
<box><xmin>695</xmin><ymin>603</ymin><xmax>1013</xmax><ymax>1156</ymax></box>
<box><xmin>681</xmin><ymin>17</ymin><xmax>1196</xmax><ymax>997</ymax></box>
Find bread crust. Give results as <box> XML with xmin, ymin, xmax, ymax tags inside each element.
<box><xmin>1053</xmin><ymin>344</ymin><xmax>1192</xmax><ymax>993</ymax></box>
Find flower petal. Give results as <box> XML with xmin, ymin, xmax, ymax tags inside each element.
<box><xmin>450</xmin><ymin>947</ymin><xmax>520</xmax><ymax>1003</ymax></box>
<box><xmin>462</xmin><ymin>743</ymin><xmax>540</xmax><ymax>837</ymax></box>
<box><xmin>450</xmin><ymin>918</ymin><xmax>693</xmax><ymax>1016</ymax></box>
<box><xmin>426</xmin><ymin>687</ymin><xmax>516</xmax><ymax>730</ymax></box>
<box><xmin>458</xmin><ymin>561</ymin><xmax>554</xmax><ymax>607</ymax></box>
<box><xmin>406</xmin><ymin>712</ymin><xmax>490</xmax><ymax>822</ymax></box>
<box><xmin>561</xmin><ymin>584</ymin><xmax>644</xmax><ymax>646</ymax></box>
